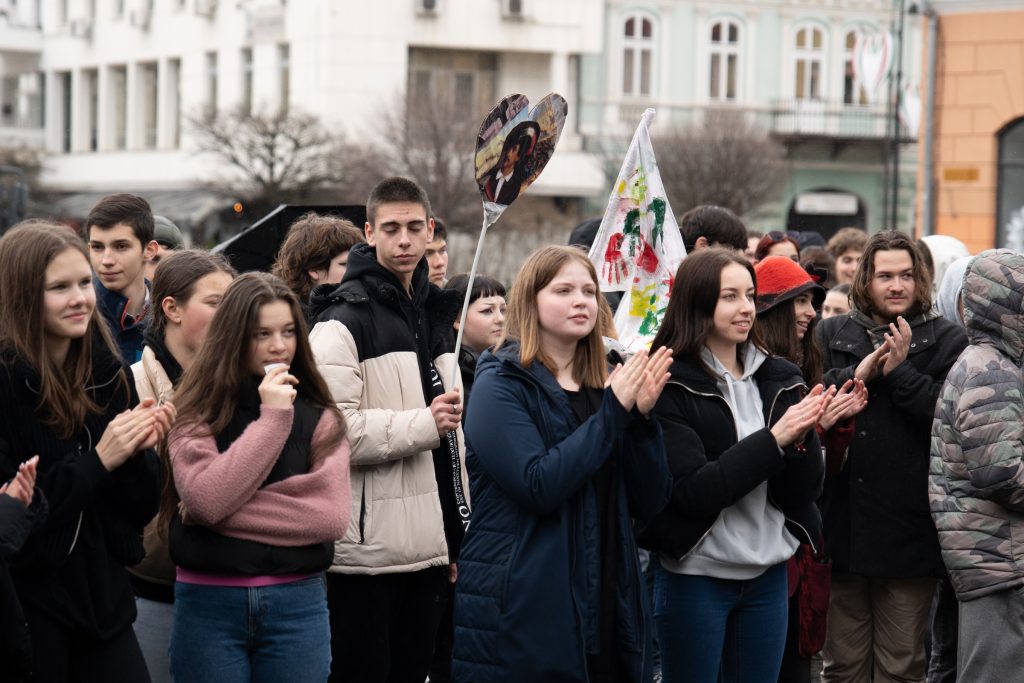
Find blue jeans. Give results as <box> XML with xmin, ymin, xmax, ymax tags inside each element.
<box><xmin>170</xmin><ymin>576</ymin><xmax>330</xmax><ymax>683</ymax></box>
<box><xmin>654</xmin><ymin>561</ymin><xmax>788</xmax><ymax>683</ymax></box>
<box><xmin>134</xmin><ymin>596</ymin><xmax>174</xmax><ymax>683</ymax></box>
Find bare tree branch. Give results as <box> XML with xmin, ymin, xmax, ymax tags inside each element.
<box><xmin>648</xmin><ymin>109</ymin><xmax>787</xmax><ymax>218</ymax></box>
<box><xmin>370</xmin><ymin>92</ymin><xmax>481</xmax><ymax>228</ymax></box>
<box><xmin>186</xmin><ymin>106</ymin><xmax>378</xmax><ymax>206</ymax></box>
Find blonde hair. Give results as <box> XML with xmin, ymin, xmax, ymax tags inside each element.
<box><xmin>499</xmin><ymin>246</ymin><xmax>607</xmax><ymax>389</ymax></box>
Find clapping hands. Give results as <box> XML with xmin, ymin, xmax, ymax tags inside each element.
<box><xmin>819</xmin><ymin>379</ymin><xmax>869</xmax><ymax>431</ymax></box>
<box><xmin>0</xmin><ymin>455</ymin><xmax>38</xmax><ymax>506</ymax></box>
<box><xmin>607</xmin><ymin>346</ymin><xmax>674</xmax><ymax>416</ymax></box>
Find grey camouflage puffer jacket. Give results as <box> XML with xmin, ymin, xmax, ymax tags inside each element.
<box><xmin>930</xmin><ymin>249</ymin><xmax>1024</xmax><ymax>601</ymax></box>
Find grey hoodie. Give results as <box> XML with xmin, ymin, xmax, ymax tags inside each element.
<box><xmin>935</xmin><ymin>255</ymin><xmax>974</xmax><ymax>328</ymax></box>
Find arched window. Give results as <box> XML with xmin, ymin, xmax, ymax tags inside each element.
<box><xmin>794</xmin><ymin>24</ymin><xmax>825</xmax><ymax>100</ymax></box>
<box><xmin>709</xmin><ymin>19</ymin><xmax>741</xmax><ymax>101</ymax></box>
<box><xmin>997</xmin><ymin>117</ymin><xmax>1024</xmax><ymax>250</ymax></box>
<box><xmin>844</xmin><ymin>30</ymin><xmax>868</xmax><ymax>105</ymax></box>
<box><xmin>622</xmin><ymin>13</ymin><xmax>654</xmax><ymax>97</ymax></box>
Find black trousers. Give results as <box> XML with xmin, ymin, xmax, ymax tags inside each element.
<box><xmin>427</xmin><ymin>580</ymin><xmax>457</xmax><ymax>683</ymax></box>
<box><xmin>327</xmin><ymin>565</ymin><xmax>448</xmax><ymax>683</ymax></box>
<box><xmin>23</xmin><ymin>605</ymin><xmax>150</xmax><ymax>683</ymax></box>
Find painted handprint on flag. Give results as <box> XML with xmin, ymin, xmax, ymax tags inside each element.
<box><xmin>589</xmin><ymin>109</ymin><xmax>686</xmax><ymax>351</ymax></box>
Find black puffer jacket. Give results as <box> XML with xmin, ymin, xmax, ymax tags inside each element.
<box><xmin>0</xmin><ymin>339</ymin><xmax>160</xmax><ymax>640</ymax></box>
<box><xmin>638</xmin><ymin>351</ymin><xmax>824</xmax><ymax>558</ymax></box>
<box><xmin>817</xmin><ymin>312</ymin><xmax>967</xmax><ymax>577</ymax></box>
<box><xmin>0</xmin><ymin>489</ymin><xmax>46</xmax><ymax>682</ymax></box>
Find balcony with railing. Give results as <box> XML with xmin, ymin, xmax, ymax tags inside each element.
<box><xmin>578</xmin><ymin>98</ymin><xmax>914</xmax><ymax>143</ymax></box>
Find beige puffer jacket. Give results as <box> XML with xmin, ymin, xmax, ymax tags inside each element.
<box><xmin>310</xmin><ymin>319</ymin><xmax>469</xmax><ymax>575</ymax></box>
<box><xmin>128</xmin><ymin>347</ymin><xmax>176</xmax><ymax>587</ymax></box>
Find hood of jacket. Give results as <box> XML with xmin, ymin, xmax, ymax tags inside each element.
<box><xmin>935</xmin><ymin>255</ymin><xmax>973</xmax><ymax>328</ymax></box>
<box><xmin>667</xmin><ymin>344</ymin><xmax>803</xmax><ymax>396</ymax></box>
<box><xmin>962</xmin><ymin>249</ymin><xmax>1024</xmax><ymax>366</ymax></box>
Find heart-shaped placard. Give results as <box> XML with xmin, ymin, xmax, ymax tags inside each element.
<box><xmin>474</xmin><ymin>93</ymin><xmax>568</xmax><ymax>207</ymax></box>
<box><xmin>854</xmin><ymin>31</ymin><xmax>893</xmax><ymax>105</ymax></box>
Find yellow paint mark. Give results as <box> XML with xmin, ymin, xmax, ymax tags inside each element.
<box><xmin>629</xmin><ymin>283</ymin><xmax>657</xmax><ymax>318</ymax></box>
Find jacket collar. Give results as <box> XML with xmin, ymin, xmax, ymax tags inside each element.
<box><xmin>480</xmin><ymin>341</ymin><xmax>580</xmax><ymax>414</ymax></box>
<box><xmin>309</xmin><ymin>243</ymin><xmax>462</xmax><ymax>329</ymax></box>
<box><xmin>94</xmin><ymin>277</ymin><xmax>150</xmax><ymax>330</ymax></box>
<box><xmin>142</xmin><ymin>326</ymin><xmax>183</xmax><ymax>385</ymax></box>
<box><xmin>826</xmin><ymin>311</ymin><xmax>942</xmax><ymax>358</ymax></box>
<box><xmin>667</xmin><ymin>345</ymin><xmax>803</xmax><ymax>395</ymax></box>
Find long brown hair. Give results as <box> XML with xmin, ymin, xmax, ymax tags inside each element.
<box><xmin>0</xmin><ymin>222</ymin><xmax>125</xmax><ymax>438</ymax></box>
<box><xmin>159</xmin><ymin>272</ymin><xmax>345</xmax><ymax>538</ymax></box>
<box><xmin>757</xmin><ymin>303</ymin><xmax>822</xmax><ymax>386</ymax></box>
<box><xmin>150</xmin><ymin>249</ymin><xmax>237</xmax><ymax>334</ymax></box>
<box><xmin>651</xmin><ymin>248</ymin><xmax>764</xmax><ymax>371</ymax></box>
<box><xmin>849</xmin><ymin>230</ymin><xmax>933</xmax><ymax>317</ymax></box>
<box><xmin>498</xmin><ymin>245</ymin><xmax>607</xmax><ymax>389</ymax></box>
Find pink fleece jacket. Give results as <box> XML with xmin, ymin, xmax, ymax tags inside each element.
<box><xmin>169</xmin><ymin>405</ymin><xmax>350</xmax><ymax>547</ymax></box>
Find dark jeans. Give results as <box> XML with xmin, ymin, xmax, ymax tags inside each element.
<box><xmin>327</xmin><ymin>565</ymin><xmax>448</xmax><ymax>683</ymax></box>
<box><xmin>24</xmin><ymin>605</ymin><xmax>151</xmax><ymax>683</ymax></box>
<box><xmin>169</xmin><ymin>576</ymin><xmax>330</xmax><ymax>683</ymax></box>
<box><xmin>654</xmin><ymin>561</ymin><xmax>789</xmax><ymax>683</ymax></box>
<box><xmin>927</xmin><ymin>577</ymin><xmax>958</xmax><ymax>683</ymax></box>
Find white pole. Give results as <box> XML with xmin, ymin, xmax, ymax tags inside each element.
<box><xmin>450</xmin><ymin>201</ymin><xmax>505</xmax><ymax>388</ymax></box>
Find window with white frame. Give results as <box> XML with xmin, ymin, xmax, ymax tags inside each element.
<box><xmin>110</xmin><ymin>65</ymin><xmax>127</xmax><ymax>149</ymax></box>
<box><xmin>241</xmin><ymin>47</ymin><xmax>253</xmax><ymax>115</ymax></box>
<box><xmin>139</xmin><ymin>62</ymin><xmax>158</xmax><ymax>149</ymax></box>
<box><xmin>793</xmin><ymin>24</ymin><xmax>825</xmax><ymax>101</ymax></box>
<box><xmin>205</xmin><ymin>51</ymin><xmax>218</xmax><ymax>115</ymax></box>
<box><xmin>84</xmin><ymin>68</ymin><xmax>98</xmax><ymax>151</ymax></box>
<box><xmin>709</xmin><ymin>18</ymin><xmax>740</xmax><ymax>101</ymax></box>
<box><xmin>278</xmin><ymin>44</ymin><xmax>290</xmax><ymax>114</ymax></box>
<box><xmin>843</xmin><ymin>30</ymin><xmax>868</xmax><ymax>105</ymax></box>
<box><xmin>57</xmin><ymin>71</ymin><xmax>71</xmax><ymax>153</ymax></box>
<box><xmin>622</xmin><ymin>13</ymin><xmax>654</xmax><ymax>97</ymax></box>
<box><xmin>168</xmin><ymin>58</ymin><xmax>181</xmax><ymax>147</ymax></box>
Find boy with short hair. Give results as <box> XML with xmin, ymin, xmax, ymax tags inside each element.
<box><xmin>309</xmin><ymin>177</ymin><xmax>468</xmax><ymax>683</ymax></box>
<box><xmin>84</xmin><ymin>193</ymin><xmax>158</xmax><ymax>363</ymax></box>
<box><xmin>678</xmin><ymin>204</ymin><xmax>748</xmax><ymax>253</ymax></box>
<box><xmin>425</xmin><ymin>217</ymin><xmax>449</xmax><ymax>286</ymax></box>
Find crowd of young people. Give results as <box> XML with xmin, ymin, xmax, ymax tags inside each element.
<box><xmin>0</xmin><ymin>179</ymin><xmax>1015</xmax><ymax>683</ymax></box>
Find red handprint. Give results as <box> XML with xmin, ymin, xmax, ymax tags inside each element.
<box><xmin>636</xmin><ymin>237</ymin><xmax>660</xmax><ymax>274</ymax></box>
<box><xmin>603</xmin><ymin>233</ymin><xmax>629</xmax><ymax>284</ymax></box>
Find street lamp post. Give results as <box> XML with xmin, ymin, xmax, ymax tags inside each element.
<box><xmin>890</xmin><ymin>0</ymin><xmax>907</xmax><ymax>230</ymax></box>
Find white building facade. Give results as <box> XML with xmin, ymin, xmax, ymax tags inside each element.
<box><xmin>0</xmin><ymin>0</ymin><xmax>923</xmax><ymax>234</ymax></box>
<box><xmin>28</xmin><ymin>0</ymin><xmax>603</xmax><ymax>205</ymax></box>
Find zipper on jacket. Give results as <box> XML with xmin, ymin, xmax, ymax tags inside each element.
<box><xmin>358</xmin><ymin>479</ymin><xmax>367</xmax><ymax>544</ymax></box>
<box><xmin>665</xmin><ymin>380</ymin><xmax>736</xmax><ymax>559</ymax></box>
<box><xmin>767</xmin><ymin>382</ymin><xmax>807</xmax><ymax>425</ymax></box>
<box><xmin>767</xmin><ymin>488</ymin><xmax>818</xmax><ymax>556</ymax></box>
<box><xmin>765</xmin><ymin>382</ymin><xmax>820</xmax><ymax>555</ymax></box>
<box><xmin>665</xmin><ymin>378</ymin><xmax>813</xmax><ymax>558</ymax></box>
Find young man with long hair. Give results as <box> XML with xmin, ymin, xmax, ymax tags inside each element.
<box><xmin>816</xmin><ymin>231</ymin><xmax>968</xmax><ymax>683</ymax></box>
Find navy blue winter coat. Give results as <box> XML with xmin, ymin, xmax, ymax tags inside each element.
<box><xmin>452</xmin><ymin>343</ymin><xmax>671</xmax><ymax>683</ymax></box>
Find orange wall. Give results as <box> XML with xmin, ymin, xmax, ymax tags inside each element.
<box><xmin>920</xmin><ymin>10</ymin><xmax>1024</xmax><ymax>253</ymax></box>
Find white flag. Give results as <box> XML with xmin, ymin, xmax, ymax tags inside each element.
<box><xmin>588</xmin><ymin>109</ymin><xmax>686</xmax><ymax>351</ymax></box>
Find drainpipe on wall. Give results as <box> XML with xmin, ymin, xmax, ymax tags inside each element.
<box><xmin>921</xmin><ymin>0</ymin><xmax>938</xmax><ymax>236</ymax></box>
